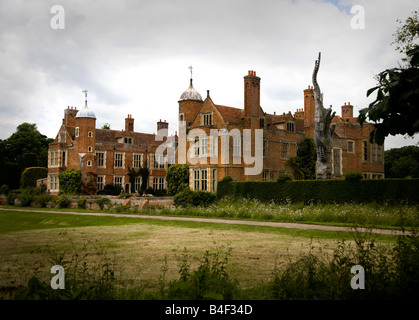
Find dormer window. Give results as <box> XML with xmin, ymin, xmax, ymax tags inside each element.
<box><xmin>201</xmin><ymin>112</ymin><xmax>213</xmax><ymax>126</ymax></box>
<box><xmin>286</xmin><ymin>122</ymin><xmax>295</xmax><ymax>132</ymax></box>
<box><xmin>124</xmin><ymin>137</ymin><xmax>132</xmax><ymax>144</ymax></box>
<box><xmin>59</xmin><ymin>132</ymin><xmax>66</xmax><ymax>143</ymax></box>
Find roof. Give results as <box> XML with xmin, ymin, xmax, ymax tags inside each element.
<box><xmin>179</xmin><ymin>79</ymin><xmax>203</xmax><ymax>101</ymax></box>
<box><xmin>215</xmin><ymin>104</ymin><xmax>244</xmax><ymax>123</ymax></box>
<box><xmin>331</xmin><ymin>116</ymin><xmax>360</xmax><ymax>124</ymax></box>
<box><xmin>95</xmin><ymin>129</ymin><xmax>160</xmax><ymax>146</ymax></box>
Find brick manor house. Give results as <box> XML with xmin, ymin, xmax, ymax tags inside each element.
<box><xmin>47</xmin><ymin>70</ymin><xmax>384</xmax><ymax>194</ymax></box>
<box><xmin>179</xmin><ymin>70</ymin><xmax>384</xmax><ymax>192</ymax></box>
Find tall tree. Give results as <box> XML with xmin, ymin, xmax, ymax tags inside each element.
<box><xmin>3</xmin><ymin>123</ymin><xmax>53</xmax><ymax>168</ymax></box>
<box><xmin>384</xmin><ymin>145</ymin><xmax>419</xmax><ymax>178</ymax></box>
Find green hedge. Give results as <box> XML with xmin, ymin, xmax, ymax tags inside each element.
<box><xmin>217</xmin><ymin>179</ymin><xmax>419</xmax><ymax>204</ymax></box>
<box><xmin>20</xmin><ymin>167</ymin><xmax>47</xmax><ymax>189</ymax></box>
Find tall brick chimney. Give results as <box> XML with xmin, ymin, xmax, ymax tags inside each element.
<box><xmin>125</xmin><ymin>114</ymin><xmax>134</xmax><ymax>132</ymax></box>
<box><xmin>157</xmin><ymin>119</ymin><xmax>169</xmax><ymax>137</ymax></box>
<box><xmin>244</xmin><ymin>70</ymin><xmax>261</xmax><ymax>118</ymax></box>
<box><xmin>64</xmin><ymin>106</ymin><xmax>78</xmax><ymax>127</ymax></box>
<box><xmin>341</xmin><ymin>102</ymin><xmax>354</xmax><ymax>118</ymax></box>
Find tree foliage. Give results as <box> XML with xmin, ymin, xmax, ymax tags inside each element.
<box><xmin>286</xmin><ymin>137</ymin><xmax>316</xmax><ymax>180</ymax></box>
<box><xmin>2</xmin><ymin>123</ymin><xmax>53</xmax><ymax>171</ymax></box>
<box><xmin>358</xmin><ymin>12</ymin><xmax>419</xmax><ymax>145</ymax></box>
<box><xmin>58</xmin><ymin>169</ymin><xmax>82</xmax><ymax>194</ymax></box>
<box><xmin>384</xmin><ymin>145</ymin><xmax>419</xmax><ymax>178</ymax></box>
<box><xmin>166</xmin><ymin>164</ymin><xmax>189</xmax><ymax>195</ymax></box>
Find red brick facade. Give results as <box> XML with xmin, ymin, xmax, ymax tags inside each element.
<box><xmin>180</xmin><ymin>70</ymin><xmax>384</xmax><ymax>192</ymax></box>
<box><xmin>47</xmin><ymin>105</ymin><xmax>171</xmax><ymax>195</ymax></box>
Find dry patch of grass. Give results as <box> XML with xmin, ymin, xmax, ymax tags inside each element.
<box><xmin>0</xmin><ymin>222</ymin><xmax>339</xmax><ymax>292</ymax></box>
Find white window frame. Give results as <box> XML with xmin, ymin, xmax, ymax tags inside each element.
<box><xmin>114</xmin><ymin>152</ymin><xmax>125</xmax><ymax>168</ymax></box>
<box><xmin>347</xmin><ymin>140</ymin><xmax>355</xmax><ymax>154</ymax></box>
<box><xmin>133</xmin><ymin>153</ymin><xmax>143</xmax><ymax>169</ymax></box>
<box><xmin>96</xmin><ymin>151</ymin><xmax>106</xmax><ymax>168</ymax></box>
<box><xmin>48</xmin><ymin>174</ymin><xmax>59</xmax><ymax>192</ymax></box>
<box><xmin>114</xmin><ymin>176</ymin><xmax>124</xmax><ymax>187</ymax></box>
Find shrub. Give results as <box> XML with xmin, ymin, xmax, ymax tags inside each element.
<box><xmin>166</xmin><ymin>164</ymin><xmax>189</xmax><ymax>195</ymax></box>
<box><xmin>77</xmin><ymin>197</ymin><xmax>87</xmax><ymax>209</ymax></box>
<box><xmin>17</xmin><ymin>191</ymin><xmax>33</xmax><ymax>207</ymax></box>
<box><xmin>95</xmin><ymin>197</ymin><xmax>112</xmax><ymax>210</ymax></box>
<box><xmin>221</xmin><ymin>175</ymin><xmax>233</xmax><ymax>182</ymax></box>
<box><xmin>32</xmin><ymin>195</ymin><xmax>54</xmax><ymax>208</ymax></box>
<box><xmin>20</xmin><ymin>167</ymin><xmax>47</xmax><ymax>189</ymax></box>
<box><xmin>98</xmin><ymin>184</ymin><xmax>123</xmax><ymax>196</ymax></box>
<box><xmin>345</xmin><ymin>171</ymin><xmax>363</xmax><ymax>183</ymax></box>
<box><xmin>56</xmin><ymin>194</ymin><xmax>71</xmax><ymax>208</ymax></box>
<box><xmin>7</xmin><ymin>190</ymin><xmax>21</xmax><ymax>205</ymax></box>
<box><xmin>174</xmin><ymin>189</ymin><xmax>217</xmax><ymax>208</ymax></box>
<box><xmin>0</xmin><ymin>184</ymin><xmax>10</xmax><ymax>195</ymax></box>
<box><xmin>58</xmin><ymin>169</ymin><xmax>82</xmax><ymax>194</ymax></box>
<box><xmin>277</xmin><ymin>174</ymin><xmax>292</xmax><ymax>183</ymax></box>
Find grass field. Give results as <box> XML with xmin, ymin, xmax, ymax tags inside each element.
<box><xmin>1</xmin><ymin>202</ymin><xmax>411</xmax><ymax>300</ymax></box>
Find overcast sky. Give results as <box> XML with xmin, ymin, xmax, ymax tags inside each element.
<box><xmin>0</xmin><ymin>0</ymin><xmax>418</xmax><ymax>150</ymax></box>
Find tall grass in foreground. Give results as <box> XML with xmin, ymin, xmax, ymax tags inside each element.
<box><xmin>152</xmin><ymin>197</ymin><xmax>419</xmax><ymax>229</ymax></box>
<box><xmin>11</xmin><ymin>230</ymin><xmax>419</xmax><ymax>300</ymax></box>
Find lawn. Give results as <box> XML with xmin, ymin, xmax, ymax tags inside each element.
<box><xmin>0</xmin><ymin>205</ymin><xmax>406</xmax><ymax>300</ymax></box>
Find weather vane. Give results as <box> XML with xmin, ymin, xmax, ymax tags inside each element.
<box><xmin>189</xmin><ymin>65</ymin><xmax>193</xmax><ymax>79</ymax></box>
<box><xmin>82</xmin><ymin>89</ymin><xmax>88</xmax><ymax>106</ymax></box>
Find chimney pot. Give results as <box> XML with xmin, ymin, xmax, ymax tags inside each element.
<box><xmin>348</xmin><ymin>102</ymin><xmax>350</xmax><ymax>105</ymax></box>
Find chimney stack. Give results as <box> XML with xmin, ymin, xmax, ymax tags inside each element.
<box><xmin>157</xmin><ymin>119</ymin><xmax>169</xmax><ymax>137</ymax></box>
<box><xmin>125</xmin><ymin>114</ymin><xmax>134</xmax><ymax>132</ymax></box>
<box><xmin>244</xmin><ymin>70</ymin><xmax>261</xmax><ymax>117</ymax></box>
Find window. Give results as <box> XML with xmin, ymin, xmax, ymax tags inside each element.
<box><xmin>133</xmin><ymin>153</ymin><xmax>143</xmax><ymax>168</ymax></box>
<box><xmin>179</xmin><ymin>113</ymin><xmax>185</xmax><ymax>124</ymax></box>
<box><xmin>260</xmin><ymin>118</ymin><xmax>265</xmax><ymax>128</ymax></box>
<box><xmin>124</xmin><ymin>137</ymin><xmax>132</xmax><ymax>144</ymax></box>
<box><xmin>263</xmin><ymin>140</ymin><xmax>268</xmax><ymax>157</ymax></box>
<box><xmin>281</xmin><ymin>142</ymin><xmax>289</xmax><ymax>160</ymax></box>
<box><xmin>212</xmin><ymin>169</ymin><xmax>217</xmax><ymax>192</ymax></box>
<box><xmin>60</xmin><ymin>132</ymin><xmax>66</xmax><ymax>143</ymax></box>
<box><xmin>88</xmin><ymin>131</ymin><xmax>93</xmax><ymax>137</ymax></box>
<box><xmin>153</xmin><ymin>177</ymin><xmax>165</xmax><ymax>190</ymax></box>
<box><xmin>154</xmin><ymin>154</ymin><xmax>165</xmax><ymax>169</ymax></box>
<box><xmin>210</xmin><ymin>135</ymin><xmax>217</xmax><ymax>157</ymax></box>
<box><xmin>333</xmin><ymin>148</ymin><xmax>342</xmax><ymax>176</ymax></box>
<box><xmin>363</xmin><ymin>141</ymin><xmax>368</xmax><ymax>161</ymax></box>
<box><xmin>75</xmin><ymin>127</ymin><xmax>79</xmax><ymax>137</ymax></box>
<box><xmin>194</xmin><ymin>170</ymin><xmax>200</xmax><ymax>190</ymax></box>
<box><xmin>48</xmin><ymin>174</ymin><xmax>59</xmax><ymax>191</ymax></box>
<box><xmin>372</xmin><ymin>143</ymin><xmax>383</xmax><ymax>163</ymax></box>
<box><xmin>202</xmin><ymin>112</ymin><xmax>213</xmax><ymax>126</ymax></box>
<box><xmin>62</xmin><ymin>151</ymin><xmax>66</xmax><ymax>167</ymax></box>
<box><xmin>114</xmin><ymin>153</ymin><xmax>124</xmax><ymax>168</ymax></box>
<box><xmin>87</xmin><ymin>160</ymin><xmax>92</xmax><ymax>167</ymax></box>
<box><xmin>88</xmin><ymin>146</ymin><xmax>92</xmax><ymax>152</ymax></box>
<box><xmin>262</xmin><ymin>171</ymin><xmax>270</xmax><ymax>181</ymax></box>
<box><xmin>49</xmin><ymin>150</ymin><xmax>59</xmax><ymax>167</ymax></box>
<box><xmin>114</xmin><ymin>176</ymin><xmax>123</xmax><ymax>187</ymax></box>
<box><xmin>232</xmin><ymin>136</ymin><xmax>241</xmax><ymax>158</ymax></box>
<box><xmin>286</xmin><ymin>122</ymin><xmax>295</xmax><ymax>132</ymax></box>
<box><xmin>96</xmin><ymin>152</ymin><xmax>105</xmax><ymax>168</ymax></box>
<box><xmin>134</xmin><ymin>177</ymin><xmax>142</xmax><ymax>191</ymax></box>
<box><xmin>97</xmin><ymin>176</ymin><xmax>105</xmax><ymax>190</ymax></box>
<box><xmin>200</xmin><ymin>136</ymin><xmax>208</xmax><ymax>157</ymax></box>
<box><xmin>201</xmin><ymin>169</ymin><xmax>208</xmax><ymax>191</ymax></box>
<box><xmin>194</xmin><ymin>137</ymin><xmax>200</xmax><ymax>157</ymax></box>
<box><xmin>347</xmin><ymin>141</ymin><xmax>355</xmax><ymax>154</ymax></box>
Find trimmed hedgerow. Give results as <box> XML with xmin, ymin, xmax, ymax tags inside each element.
<box><xmin>217</xmin><ymin>179</ymin><xmax>419</xmax><ymax>204</ymax></box>
<box><xmin>20</xmin><ymin>167</ymin><xmax>47</xmax><ymax>189</ymax></box>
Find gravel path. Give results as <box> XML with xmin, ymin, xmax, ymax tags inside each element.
<box><xmin>0</xmin><ymin>207</ymin><xmax>409</xmax><ymax>235</ymax></box>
